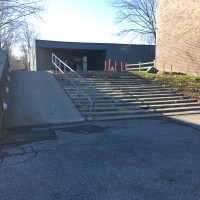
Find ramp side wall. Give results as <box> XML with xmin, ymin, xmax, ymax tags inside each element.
<box><xmin>0</xmin><ymin>51</ymin><xmax>9</xmax><ymax>129</ymax></box>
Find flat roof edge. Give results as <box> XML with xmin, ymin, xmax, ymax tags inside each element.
<box><xmin>35</xmin><ymin>39</ymin><xmax>155</xmax><ymax>47</ymax></box>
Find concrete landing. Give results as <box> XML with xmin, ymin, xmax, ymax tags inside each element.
<box><xmin>4</xmin><ymin>71</ymin><xmax>84</xmax><ymax>128</ymax></box>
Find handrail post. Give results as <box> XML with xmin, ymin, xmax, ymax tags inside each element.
<box><xmin>78</xmin><ymin>77</ymin><xmax>81</xmax><ymax>105</ymax></box>
<box><xmin>125</xmin><ymin>63</ymin><xmax>127</xmax><ymax>71</ymax></box>
<box><xmin>90</xmin><ymin>87</ymin><xmax>92</xmax><ymax>103</ymax></box>
<box><xmin>55</xmin><ymin>57</ymin><xmax>57</xmax><ymax>75</ymax></box>
<box><xmin>89</xmin><ymin>103</ymin><xmax>92</xmax><ymax>119</ymax></box>
<box><xmin>59</xmin><ymin>61</ymin><xmax>61</xmax><ymax>80</ymax></box>
<box><xmin>64</xmin><ymin>65</ymin><xmax>66</xmax><ymax>88</ymax></box>
<box><xmin>93</xmin><ymin>88</ymin><xmax>95</xmax><ymax>104</ymax></box>
<box><xmin>71</xmin><ymin>71</ymin><xmax>73</xmax><ymax>94</ymax></box>
<box><xmin>52</xmin><ymin>54</ymin><xmax>54</xmax><ymax>71</ymax></box>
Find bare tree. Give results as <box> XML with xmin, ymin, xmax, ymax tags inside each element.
<box><xmin>9</xmin><ymin>54</ymin><xmax>22</xmax><ymax>70</ymax></box>
<box><xmin>19</xmin><ymin>24</ymin><xmax>39</xmax><ymax>70</ymax></box>
<box><xmin>0</xmin><ymin>0</ymin><xmax>45</xmax><ymax>50</ymax></box>
<box><xmin>0</xmin><ymin>24</ymin><xmax>14</xmax><ymax>51</ymax></box>
<box><xmin>110</xmin><ymin>0</ymin><xmax>157</xmax><ymax>44</ymax></box>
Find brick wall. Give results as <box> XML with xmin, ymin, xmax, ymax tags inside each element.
<box><xmin>0</xmin><ymin>51</ymin><xmax>9</xmax><ymax>129</ymax></box>
<box><xmin>156</xmin><ymin>0</ymin><xmax>200</xmax><ymax>75</ymax></box>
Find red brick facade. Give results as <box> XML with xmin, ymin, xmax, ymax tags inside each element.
<box><xmin>156</xmin><ymin>0</ymin><xmax>200</xmax><ymax>75</ymax></box>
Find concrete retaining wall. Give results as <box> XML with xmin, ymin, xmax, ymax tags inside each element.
<box><xmin>156</xmin><ymin>0</ymin><xmax>200</xmax><ymax>75</ymax></box>
<box><xmin>0</xmin><ymin>51</ymin><xmax>9</xmax><ymax>129</ymax></box>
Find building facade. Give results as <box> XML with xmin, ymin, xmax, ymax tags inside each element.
<box><xmin>156</xmin><ymin>0</ymin><xmax>200</xmax><ymax>75</ymax></box>
<box><xmin>32</xmin><ymin>40</ymin><xmax>155</xmax><ymax>71</ymax></box>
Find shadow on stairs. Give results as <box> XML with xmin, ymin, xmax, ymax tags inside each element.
<box><xmin>54</xmin><ymin>71</ymin><xmax>200</xmax><ymax>121</ymax></box>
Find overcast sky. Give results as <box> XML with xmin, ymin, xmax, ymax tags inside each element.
<box><xmin>34</xmin><ymin>0</ymin><xmax>140</xmax><ymax>44</ymax></box>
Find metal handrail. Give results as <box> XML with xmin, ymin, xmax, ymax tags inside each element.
<box><xmin>52</xmin><ymin>53</ymin><xmax>95</xmax><ymax>118</ymax></box>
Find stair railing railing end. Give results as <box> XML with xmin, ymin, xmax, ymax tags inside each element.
<box><xmin>52</xmin><ymin>53</ymin><xmax>95</xmax><ymax>118</ymax></box>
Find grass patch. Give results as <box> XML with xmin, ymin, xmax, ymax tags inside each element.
<box><xmin>131</xmin><ymin>71</ymin><xmax>200</xmax><ymax>100</ymax></box>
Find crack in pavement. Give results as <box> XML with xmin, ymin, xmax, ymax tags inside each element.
<box><xmin>0</xmin><ymin>145</ymin><xmax>37</xmax><ymax>167</ymax></box>
<box><xmin>0</xmin><ymin>144</ymin><xmax>73</xmax><ymax>167</ymax></box>
<box><xmin>0</xmin><ymin>153</ymin><xmax>37</xmax><ymax>167</ymax></box>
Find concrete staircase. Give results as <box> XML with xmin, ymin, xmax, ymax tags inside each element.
<box><xmin>56</xmin><ymin>71</ymin><xmax>200</xmax><ymax>120</ymax></box>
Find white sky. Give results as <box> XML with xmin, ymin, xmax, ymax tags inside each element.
<box><xmin>33</xmin><ymin>0</ymin><xmax>140</xmax><ymax>44</ymax></box>
<box><xmin>14</xmin><ymin>0</ymin><xmax>141</xmax><ymax>56</ymax></box>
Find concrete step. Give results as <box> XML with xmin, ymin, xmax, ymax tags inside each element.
<box><xmin>62</xmin><ymin>78</ymin><xmax>154</xmax><ymax>83</ymax></box>
<box><xmin>82</xmin><ymin>106</ymin><xmax>200</xmax><ymax>117</ymax></box>
<box><xmin>63</xmin><ymin>83</ymin><xmax>168</xmax><ymax>89</ymax></box>
<box><xmin>79</xmin><ymin>102</ymin><xmax>200</xmax><ymax>112</ymax></box>
<box><xmin>93</xmin><ymin>88</ymin><xmax>175</xmax><ymax>92</ymax></box>
<box><xmin>71</xmin><ymin>96</ymin><xmax>190</xmax><ymax>105</ymax></box>
<box><xmin>88</xmin><ymin>98</ymin><xmax>193</xmax><ymax>108</ymax></box>
<box><xmin>66</xmin><ymin>89</ymin><xmax>177</xmax><ymax>95</ymax></box>
<box><xmin>89</xmin><ymin>83</ymin><xmax>157</xmax><ymax>87</ymax></box>
<box><xmin>64</xmin><ymin>83</ymin><xmax>161</xmax><ymax>89</ymax></box>
<box><xmin>77</xmin><ymin>71</ymin><xmax>135</xmax><ymax>76</ymax></box>
<box><xmin>86</xmin><ymin>80</ymin><xmax>151</xmax><ymax>84</ymax></box>
<box><xmin>83</xmin><ymin>99</ymin><xmax>197</xmax><ymax>107</ymax></box>
<box><xmin>64</xmin><ymin>87</ymin><xmax>175</xmax><ymax>94</ymax></box>
<box><xmin>67</xmin><ymin>92</ymin><xmax>179</xmax><ymax>99</ymax></box>
<box><xmin>87</xmin><ymin>110</ymin><xmax>200</xmax><ymax>121</ymax></box>
<box><xmin>86</xmin><ymin>77</ymin><xmax>148</xmax><ymax>80</ymax></box>
<box><xmin>64</xmin><ymin>87</ymin><xmax>173</xmax><ymax>94</ymax></box>
<box><xmin>69</xmin><ymin>93</ymin><xmax>187</xmax><ymax>100</ymax></box>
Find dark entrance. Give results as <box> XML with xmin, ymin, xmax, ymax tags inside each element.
<box><xmin>51</xmin><ymin>48</ymin><xmax>106</xmax><ymax>71</ymax></box>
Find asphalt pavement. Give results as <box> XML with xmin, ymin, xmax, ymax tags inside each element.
<box><xmin>1</xmin><ymin>116</ymin><xmax>200</xmax><ymax>200</ymax></box>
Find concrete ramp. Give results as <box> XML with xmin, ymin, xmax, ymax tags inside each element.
<box><xmin>4</xmin><ymin>71</ymin><xmax>84</xmax><ymax>128</ymax></box>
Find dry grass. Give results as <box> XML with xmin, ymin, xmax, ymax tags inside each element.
<box><xmin>131</xmin><ymin>71</ymin><xmax>200</xmax><ymax>101</ymax></box>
